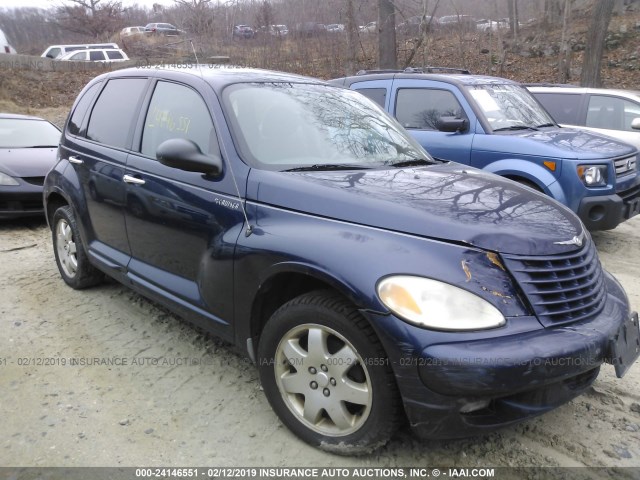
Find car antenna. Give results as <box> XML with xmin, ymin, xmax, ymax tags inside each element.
<box><xmin>189</xmin><ymin>39</ymin><xmax>254</xmax><ymax>237</ymax></box>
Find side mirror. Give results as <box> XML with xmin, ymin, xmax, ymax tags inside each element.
<box><xmin>437</xmin><ymin>116</ymin><xmax>469</xmax><ymax>133</ymax></box>
<box><xmin>156</xmin><ymin>138</ymin><xmax>222</xmax><ymax>176</ymax></box>
<box><xmin>631</xmin><ymin>118</ymin><xmax>640</xmax><ymax>131</ymax></box>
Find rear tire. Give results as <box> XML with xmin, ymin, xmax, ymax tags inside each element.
<box><xmin>52</xmin><ymin>205</ymin><xmax>103</xmax><ymax>289</ymax></box>
<box><xmin>258</xmin><ymin>290</ymin><xmax>402</xmax><ymax>454</ymax></box>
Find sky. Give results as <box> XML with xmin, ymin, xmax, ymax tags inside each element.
<box><xmin>0</xmin><ymin>0</ymin><xmax>177</xmax><ymax>9</ymax></box>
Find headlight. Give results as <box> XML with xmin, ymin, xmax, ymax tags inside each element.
<box><xmin>377</xmin><ymin>276</ymin><xmax>506</xmax><ymax>331</ymax></box>
<box><xmin>0</xmin><ymin>172</ymin><xmax>19</xmax><ymax>186</ymax></box>
<box><xmin>577</xmin><ymin>164</ymin><xmax>607</xmax><ymax>187</ymax></box>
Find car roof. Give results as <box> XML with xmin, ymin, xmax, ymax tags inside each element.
<box><xmin>90</xmin><ymin>65</ymin><xmax>324</xmax><ymax>93</ymax></box>
<box><xmin>527</xmin><ymin>84</ymin><xmax>640</xmax><ymax>99</ymax></box>
<box><xmin>332</xmin><ymin>70</ymin><xmax>519</xmax><ymax>88</ymax></box>
<box><xmin>0</xmin><ymin>113</ymin><xmax>47</xmax><ymax>121</ymax></box>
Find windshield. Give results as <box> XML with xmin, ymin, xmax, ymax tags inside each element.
<box><xmin>223</xmin><ymin>82</ymin><xmax>433</xmax><ymax>170</ymax></box>
<box><xmin>468</xmin><ymin>84</ymin><xmax>556</xmax><ymax>132</ymax></box>
<box><xmin>0</xmin><ymin>118</ymin><xmax>61</xmax><ymax>148</ymax></box>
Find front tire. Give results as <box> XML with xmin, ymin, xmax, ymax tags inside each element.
<box><xmin>258</xmin><ymin>290</ymin><xmax>402</xmax><ymax>454</ymax></box>
<box><xmin>52</xmin><ymin>205</ymin><xmax>103</xmax><ymax>289</ymax></box>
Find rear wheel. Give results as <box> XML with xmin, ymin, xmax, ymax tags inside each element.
<box><xmin>52</xmin><ymin>205</ymin><xmax>103</xmax><ymax>289</ymax></box>
<box><xmin>258</xmin><ymin>290</ymin><xmax>402</xmax><ymax>454</ymax></box>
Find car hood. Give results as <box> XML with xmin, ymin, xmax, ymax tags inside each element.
<box><xmin>506</xmin><ymin>127</ymin><xmax>636</xmax><ymax>160</ymax></box>
<box><xmin>248</xmin><ymin>162</ymin><xmax>584</xmax><ymax>256</ymax></box>
<box><xmin>0</xmin><ymin>147</ymin><xmax>58</xmax><ymax>177</ymax></box>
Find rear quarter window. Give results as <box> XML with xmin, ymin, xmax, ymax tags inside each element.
<box><xmin>67</xmin><ymin>81</ymin><xmax>103</xmax><ymax>136</ymax></box>
<box><xmin>354</xmin><ymin>88</ymin><xmax>387</xmax><ymax>108</ymax></box>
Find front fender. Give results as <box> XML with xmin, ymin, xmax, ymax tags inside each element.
<box><xmin>483</xmin><ymin>158</ymin><xmax>568</xmax><ymax>206</ymax></box>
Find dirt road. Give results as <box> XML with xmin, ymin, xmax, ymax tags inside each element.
<box><xmin>1</xmin><ymin>214</ymin><xmax>639</xmax><ymax>468</ymax></box>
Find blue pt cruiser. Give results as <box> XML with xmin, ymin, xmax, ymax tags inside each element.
<box><xmin>43</xmin><ymin>66</ymin><xmax>640</xmax><ymax>453</ymax></box>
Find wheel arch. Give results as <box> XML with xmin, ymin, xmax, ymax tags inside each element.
<box><xmin>45</xmin><ymin>191</ymin><xmax>70</xmax><ymax>230</ymax></box>
<box><xmin>247</xmin><ymin>263</ymin><xmax>372</xmax><ymax>360</ymax></box>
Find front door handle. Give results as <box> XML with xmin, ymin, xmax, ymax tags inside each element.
<box><xmin>68</xmin><ymin>156</ymin><xmax>84</xmax><ymax>165</ymax></box>
<box><xmin>123</xmin><ymin>174</ymin><xmax>146</xmax><ymax>185</ymax></box>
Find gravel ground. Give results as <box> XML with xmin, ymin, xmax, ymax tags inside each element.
<box><xmin>1</xmin><ymin>214</ymin><xmax>639</xmax><ymax>468</ymax></box>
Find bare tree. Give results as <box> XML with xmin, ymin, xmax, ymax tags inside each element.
<box><xmin>56</xmin><ymin>0</ymin><xmax>125</xmax><ymax>39</ymax></box>
<box><xmin>173</xmin><ymin>0</ymin><xmax>213</xmax><ymax>35</ymax></box>
<box><xmin>507</xmin><ymin>0</ymin><xmax>519</xmax><ymax>38</ymax></box>
<box><xmin>543</xmin><ymin>0</ymin><xmax>562</xmax><ymax>28</ymax></box>
<box><xmin>558</xmin><ymin>0</ymin><xmax>572</xmax><ymax>83</ymax></box>
<box><xmin>378</xmin><ymin>0</ymin><xmax>396</xmax><ymax>69</ymax></box>
<box><xmin>580</xmin><ymin>0</ymin><xmax>614</xmax><ymax>87</ymax></box>
<box><xmin>345</xmin><ymin>0</ymin><xmax>357</xmax><ymax>74</ymax></box>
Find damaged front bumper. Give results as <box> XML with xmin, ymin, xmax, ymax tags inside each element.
<box><xmin>365</xmin><ymin>272</ymin><xmax>639</xmax><ymax>439</ymax></box>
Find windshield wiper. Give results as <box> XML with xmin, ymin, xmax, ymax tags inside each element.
<box><xmin>387</xmin><ymin>158</ymin><xmax>437</xmax><ymax>168</ymax></box>
<box><xmin>282</xmin><ymin>164</ymin><xmax>372</xmax><ymax>172</ymax></box>
<box><xmin>493</xmin><ymin>125</ymin><xmax>539</xmax><ymax>132</ymax></box>
<box><xmin>536</xmin><ymin>123</ymin><xmax>555</xmax><ymax>128</ymax></box>
<box><xmin>27</xmin><ymin>145</ymin><xmax>59</xmax><ymax>148</ymax></box>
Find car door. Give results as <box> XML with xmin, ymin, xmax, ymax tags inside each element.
<box><xmin>62</xmin><ymin>77</ymin><xmax>149</xmax><ymax>273</ymax></box>
<box><xmin>390</xmin><ymin>80</ymin><xmax>473</xmax><ymax>164</ymax></box>
<box><xmin>583</xmin><ymin>94</ymin><xmax>640</xmax><ymax>149</ymax></box>
<box><xmin>123</xmin><ymin>78</ymin><xmax>245</xmax><ymax>338</ymax></box>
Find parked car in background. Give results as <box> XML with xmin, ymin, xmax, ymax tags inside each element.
<box><xmin>397</xmin><ymin>15</ymin><xmax>432</xmax><ymax>35</ymax></box>
<box><xmin>232</xmin><ymin>25</ymin><xmax>255</xmax><ymax>39</ymax></box>
<box><xmin>326</xmin><ymin>23</ymin><xmax>344</xmax><ymax>33</ymax></box>
<box><xmin>269</xmin><ymin>24</ymin><xmax>289</xmax><ymax>37</ymax></box>
<box><xmin>144</xmin><ymin>23</ymin><xmax>183</xmax><ymax>36</ymax></box>
<box><xmin>0</xmin><ymin>113</ymin><xmax>60</xmax><ymax>218</ymax></box>
<box><xmin>43</xmin><ymin>65</ymin><xmax>639</xmax><ymax>453</ymax></box>
<box><xmin>41</xmin><ymin>43</ymin><xmax>119</xmax><ymax>59</ymax></box>
<box><xmin>121</xmin><ymin>26</ymin><xmax>146</xmax><ymax>37</ymax></box>
<box><xmin>476</xmin><ymin>18</ymin><xmax>509</xmax><ymax>32</ymax></box>
<box><xmin>58</xmin><ymin>48</ymin><xmax>129</xmax><ymax>63</ymax></box>
<box><xmin>360</xmin><ymin>21</ymin><xmax>377</xmax><ymax>33</ymax></box>
<box><xmin>294</xmin><ymin>22</ymin><xmax>326</xmax><ymax>37</ymax></box>
<box><xmin>330</xmin><ymin>68</ymin><xmax>640</xmax><ymax>231</ymax></box>
<box><xmin>0</xmin><ymin>28</ymin><xmax>16</xmax><ymax>54</ymax></box>
<box><xmin>437</xmin><ymin>15</ymin><xmax>476</xmax><ymax>31</ymax></box>
<box><xmin>528</xmin><ymin>85</ymin><xmax>640</xmax><ymax>150</ymax></box>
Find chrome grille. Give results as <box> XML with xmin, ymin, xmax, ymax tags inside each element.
<box><xmin>501</xmin><ymin>239</ymin><xmax>606</xmax><ymax>326</ymax></box>
<box><xmin>615</xmin><ymin>154</ymin><xmax>637</xmax><ymax>177</ymax></box>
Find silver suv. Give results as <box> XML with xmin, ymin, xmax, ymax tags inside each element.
<box><xmin>527</xmin><ymin>85</ymin><xmax>640</xmax><ymax>149</ymax></box>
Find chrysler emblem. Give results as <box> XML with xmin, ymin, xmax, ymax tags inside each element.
<box><xmin>628</xmin><ymin>158</ymin><xmax>634</xmax><ymax>170</ymax></box>
<box><xmin>554</xmin><ymin>233</ymin><xmax>584</xmax><ymax>247</ymax></box>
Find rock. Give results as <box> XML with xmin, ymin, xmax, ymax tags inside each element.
<box><xmin>624</xmin><ymin>423</ymin><xmax>639</xmax><ymax>432</ymax></box>
<box><xmin>630</xmin><ymin>403</ymin><xmax>640</xmax><ymax>414</ymax></box>
<box><xmin>119</xmin><ymin>419</ymin><xmax>130</xmax><ymax>426</ymax></box>
<box><xmin>612</xmin><ymin>445</ymin><xmax>632</xmax><ymax>459</ymax></box>
<box><xmin>144</xmin><ymin>428</ymin><xmax>154</xmax><ymax>434</ymax></box>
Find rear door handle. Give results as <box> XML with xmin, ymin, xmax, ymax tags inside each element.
<box><xmin>123</xmin><ymin>174</ymin><xmax>146</xmax><ymax>185</ymax></box>
<box><xmin>68</xmin><ymin>156</ymin><xmax>84</xmax><ymax>165</ymax></box>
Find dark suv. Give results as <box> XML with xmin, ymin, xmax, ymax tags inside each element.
<box><xmin>44</xmin><ymin>66</ymin><xmax>639</xmax><ymax>453</ymax></box>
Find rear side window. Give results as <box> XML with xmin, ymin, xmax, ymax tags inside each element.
<box><xmin>355</xmin><ymin>88</ymin><xmax>386</xmax><ymax>108</ymax></box>
<box><xmin>68</xmin><ymin>82</ymin><xmax>103</xmax><ymax>136</ymax></box>
<box><xmin>46</xmin><ymin>47</ymin><xmax>61</xmax><ymax>58</ymax></box>
<box><xmin>587</xmin><ymin>95</ymin><xmax>640</xmax><ymax>131</ymax></box>
<box><xmin>140</xmin><ymin>81</ymin><xmax>218</xmax><ymax>158</ymax></box>
<box><xmin>396</xmin><ymin>88</ymin><xmax>467</xmax><ymax>130</ymax></box>
<box><xmin>89</xmin><ymin>50</ymin><xmax>105</xmax><ymax>61</ymax></box>
<box><xmin>107</xmin><ymin>50</ymin><xmax>124</xmax><ymax>60</ymax></box>
<box><xmin>86</xmin><ymin>78</ymin><xmax>148</xmax><ymax>149</ymax></box>
<box><xmin>69</xmin><ymin>51</ymin><xmax>86</xmax><ymax>61</ymax></box>
<box><xmin>533</xmin><ymin>92</ymin><xmax>581</xmax><ymax>124</ymax></box>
